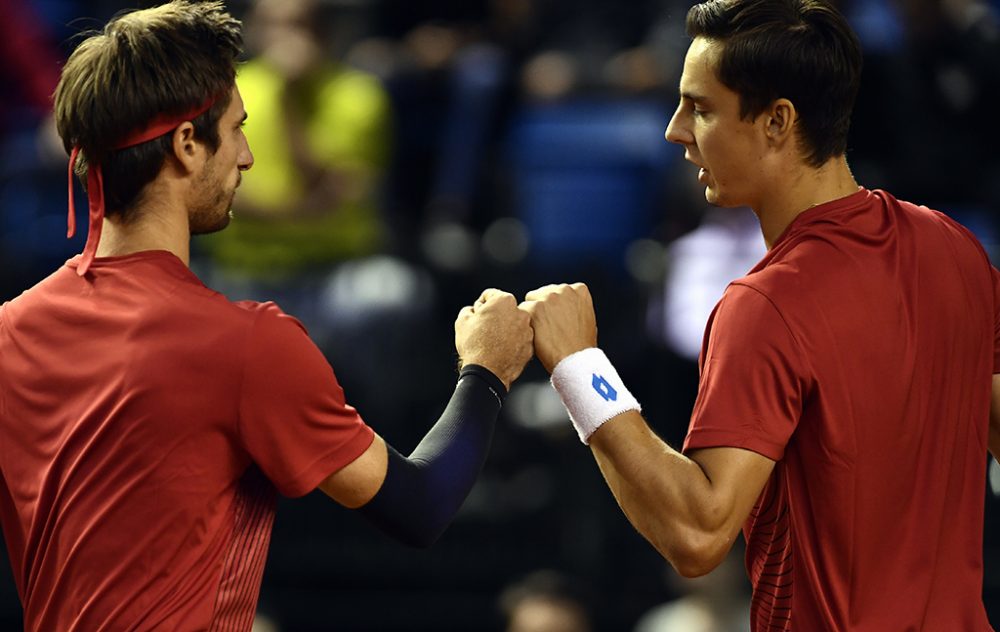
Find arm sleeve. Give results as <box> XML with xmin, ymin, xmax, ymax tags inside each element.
<box><xmin>683</xmin><ymin>283</ymin><xmax>812</xmax><ymax>461</ymax></box>
<box><xmin>238</xmin><ymin>304</ymin><xmax>375</xmax><ymax>497</ymax></box>
<box><xmin>357</xmin><ymin>365</ymin><xmax>505</xmax><ymax>548</ymax></box>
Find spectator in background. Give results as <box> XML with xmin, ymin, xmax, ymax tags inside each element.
<box><xmin>848</xmin><ymin>0</ymin><xmax>1000</xmax><ymax>212</ymax></box>
<box><xmin>500</xmin><ymin>570</ymin><xmax>595</xmax><ymax>632</ymax></box>
<box><xmin>648</xmin><ymin>163</ymin><xmax>766</xmax><ymax>362</ymax></box>
<box><xmin>201</xmin><ymin>0</ymin><xmax>391</xmax><ymax>280</ymax></box>
<box><xmin>634</xmin><ymin>546</ymin><xmax>750</xmax><ymax>632</ymax></box>
<box><xmin>0</xmin><ymin>0</ymin><xmax>65</xmax><ymax>292</ymax></box>
<box><xmin>0</xmin><ymin>0</ymin><xmax>60</xmax><ymax>129</ymax></box>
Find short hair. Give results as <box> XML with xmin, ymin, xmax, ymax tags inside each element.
<box><xmin>54</xmin><ymin>1</ymin><xmax>243</xmax><ymax>219</ymax></box>
<box><xmin>686</xmin><ymin>0</ymin><xmax>863</xmax><ymax>167</ymax></box>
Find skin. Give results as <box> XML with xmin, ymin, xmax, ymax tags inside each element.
<box><xmin>96</xmin><ymin>85</ymin><xmax>253</xmax><ymax>263</ymax></box>
<box><xmin>518</xmin><ymin>37</ymin><xmax>872</xmax><ymax>578</ymax></box>
<box><xmin>664</xmin><ymin>38</ymin><xmax>859</xmax><ymax>248</ymax></box>
<box><xmin>95</xmin><ymin>83</ymin><xmax>534</xmax><ymax>509</ymax></box>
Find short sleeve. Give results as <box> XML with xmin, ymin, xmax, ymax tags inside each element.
<box><xmin>683</xmin><ymin>283</ymin><xmax>812</xmax><ymax>461</ymax></box>
<box><xmin>993</xmin><ymin>266</ymin><xmax>1000</xmax><ymax>373</ymax></box>
<box><xmin>239</xmin><ymin>304</ymin><xmax>375</xmax><ymax>497</ymax></box>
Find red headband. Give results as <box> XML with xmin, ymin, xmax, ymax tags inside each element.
<box><xmin>67</xmin><ymin>97</ymin><xmax>216</xmax><ymax>275</ymax></box>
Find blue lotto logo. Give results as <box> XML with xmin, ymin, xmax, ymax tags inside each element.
<box><xmin>592</xmin><ymin>374</ymin><xmax>618</xmax><ymax>402</ymax></box>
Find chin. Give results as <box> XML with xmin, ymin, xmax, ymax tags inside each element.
<box><xmin>704</xmin><ymin>186</ymin><xmax>722</xmax><ymax>206</ymax></box>
<box><xmin>191</xmin><ymin>210</ymin><xmax>232</xmax><ymax>236</ymax></box>
<box><xmin>704</xmin><ymin>186</ymin><xmax>743</xmax><ymax>209</ymax></box>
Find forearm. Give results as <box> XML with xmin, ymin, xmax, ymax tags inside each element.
<box><xmin>357</xmin><ymin>365</ymin><xmax>504</xmax><ymax>547</ymax></box>
<box><xmin>589</xmin><ymin>412</ymin><xmax>734</xmax><ymax>577</ymax></box>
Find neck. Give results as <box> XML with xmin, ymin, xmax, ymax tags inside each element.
<box><xmin>95</xmin><ymin>184</ymin><xmax>192</xmax><ymax>266</ymax></box>
<box><xmin>754</xmin><ymin>155</ymin><xmax>859</xmax><ymax>248</ymax></box>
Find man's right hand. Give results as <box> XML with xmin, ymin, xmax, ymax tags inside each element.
<box><xmin>456</xmin><ymin>289</ymin><xmax>534</xmax><ymax>390</ymax></box>
<box><xmin>519</xmin><ymin>282</ymin><xmax>598</xmax><ymax>373</ymax></box>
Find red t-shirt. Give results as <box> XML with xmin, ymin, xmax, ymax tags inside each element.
<box><xmin>684</xmin><ymin>189</ymin><xmax>997</xmax><ymax>631</ymax></box>
<box><xmin>0</xmin><ymin>251</ymin><xmax>375</xmax><ymax>631</ymax></box>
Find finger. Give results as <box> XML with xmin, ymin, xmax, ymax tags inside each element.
<box><xmin>517</xmin><ymin>300</ymin><xmax>537</xmax><ymax>315</ymax></box>
<box><xmin>524</xmin><ymin>283</ymin><xmax>562</xmax><ymax>302</ymax></box>
<box><xmin>478</xmin><ymin>287</ymin><xmax>511</xmax><ymax>303</ymax></box>
<box><xmin>570</xmin><ymin>282</ymin><xmax>592</xmax><ymax>303</ymax></box>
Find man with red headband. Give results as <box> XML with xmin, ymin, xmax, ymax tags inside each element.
<box><xmin>0</xmin><ymin>2</ymin><xmax>533</xmax><ymax>630</ymax></box>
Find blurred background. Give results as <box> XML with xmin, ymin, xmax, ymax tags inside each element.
<box><xmin>2</xmin><ymin>0</ymin><xmax>1000</xmax><ymax>629</ymax></box>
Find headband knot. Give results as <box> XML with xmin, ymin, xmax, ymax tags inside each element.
<box><xmin>67</xmin><ymin>97</ymin><xmax>216</xmax><ymax>275</ymax></box>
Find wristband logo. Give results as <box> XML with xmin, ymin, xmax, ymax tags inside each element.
<box><xmin>592</xmin><ymin>374</ymin><xmax>618</xmax><ymax>402</ymax></box>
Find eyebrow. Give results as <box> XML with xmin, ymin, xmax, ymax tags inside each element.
<box><xmin>680</xmin><ymin>91</ymin><xmax>708</xmax><ymax>104</ymax></box>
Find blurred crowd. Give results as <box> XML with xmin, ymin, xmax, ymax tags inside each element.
<box><xmin>2</xmin><ymin>0</ymin><xmax>1000</xmax><ymax>629</ymax></box>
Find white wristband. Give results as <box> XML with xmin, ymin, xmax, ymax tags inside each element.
<box><xmin>550</xmin><ymin>347</ymin><xmax>641</xmax><ymax>444</ymax></box>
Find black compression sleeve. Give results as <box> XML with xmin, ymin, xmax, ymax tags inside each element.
<box><xmin>356</xmin><ymin>364</ymin><xmax>506</xmax><ymax>547</ymax></box>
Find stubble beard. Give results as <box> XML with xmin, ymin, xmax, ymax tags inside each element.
<box><xmin>189</xmin><ymin>162</ymin><xmax>235</xmax><ymax>235</ymax></box>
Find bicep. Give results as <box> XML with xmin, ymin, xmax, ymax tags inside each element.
<box><xmin>317</xmin><ymin>434</ymin><xmax>388</xmax><ymax>508</ymax></box>
<box><xmin>687</xmin><ymin>446</ymin><xmax>776</xmax><ymax>541</ymax></box>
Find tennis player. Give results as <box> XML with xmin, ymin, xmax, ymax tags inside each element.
<box><xmin>520</xmin><ymin>0</ymin><xmax>1000</xmax><ymax>629</ymax></box>
<box><xmin>0</xmin><ymin>2</ymin><xmax>533</xmax><ymax>630</ymax></box>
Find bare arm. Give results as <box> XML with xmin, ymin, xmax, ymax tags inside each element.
<box><xmin>521</xmin><ymin>283</ymin><xmax>774</xmax><ymax>576</ymax></box>
<box><xmin>990</xmin><ymin>374</ymin><xmax>1000</xmax><ymax>463</ymax></box>
<box><xmin>318</xmin><ymin>434</ymin><xmax>388</xmax><ymax>508</ymax></box>
<box><xmin>588</xmin><ymin>412</ymin><xmax>774</xmax><ymax>577</ymax></box>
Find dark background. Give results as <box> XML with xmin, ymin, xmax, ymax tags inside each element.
<box><xmin>2</xmin><ymin>0</ymin><xmax>999</xmax><ymax>629</ymax></box>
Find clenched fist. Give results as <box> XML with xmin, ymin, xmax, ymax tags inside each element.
<box><xmin>518</xmin><ymin>283</ymin><xmax>597</xmax><ymax>373</ymax></box>
<box><xmin>456</xmin><ymin>289</ymin><xmax>535</xmax><ymax>389</ymax></box>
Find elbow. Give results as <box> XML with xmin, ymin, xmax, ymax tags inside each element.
<box><xmin>660</xmin><ymin>530</ymin><xmax>730</xmax><ymax>579</ymax></box>
<box><xmin>396</xmin><ymin>525</ymin><xmax>444</xmax><ymax>549</ymax></box>
<box><xmin>672</xmin><ymin>553</ymin><xmax>724</xmax><ymax>579</ymax></box>
<box><xmin>386</xmin><ymin>511</ymin><xmax>452</xmax><ymax>549</ymax></box>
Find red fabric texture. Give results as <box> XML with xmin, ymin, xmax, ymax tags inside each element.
<box><xmin>684</xmin><ymin>188</ymin><xmax>996</xmax><ymax>631</ymax></box>
<box><xmin>0</xmin><ymin>251</ymin><xmax>374</xmax><ymax>631</ymax></box>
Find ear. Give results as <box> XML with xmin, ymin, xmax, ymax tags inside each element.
<box><xmin>169</xmin><ymin>121</ymin><xmax>204</xmax><ymax>175</ymax></box>
<box><xmin>762</xmin><ymin>98</ymin><xmax>797</xmax><ymax>148</ymax></box>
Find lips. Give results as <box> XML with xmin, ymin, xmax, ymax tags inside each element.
<box><xmin>683</xmin><ymin>152</ymin><xmax>706</xmax><ymax>171</ymax></box>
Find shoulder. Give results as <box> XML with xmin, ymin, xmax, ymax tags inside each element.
<box><xmin>876</xmin><ymin>189</ymin><xmax>993</xmax><ymax>265</ymax></box>
<box><xmin>234</xmin><ymin>301</ymin><xmax>317</xmax><ymax>360</ymax></box>
<box><xmin>727</xmin><ymin>261</ymin><xmax>803</xmax><ymax>317</ymax></box>
<box><xmin>706</xmin><ymin>268</ymin><xmax>810</xmax><ymax>359</ymax></box>
<box><xmin>876</xmin><ymin>189</ymin><xmax>977</xmax><ymax>237</ymax></box>
<box><xmin>715</xmin><ymin>280</ymin><xmax>792</xmax><ymax>332</ymax></box>
<box><xmin>0</xmin><ymin>265</ymin><xmax>73</xmax><ymax>328</ymax></box>
<box><xmin>234</xmin><ymin>300</ymin><xmax>304</xmax><ymax>333</ymax></box>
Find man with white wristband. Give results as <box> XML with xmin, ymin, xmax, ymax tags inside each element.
<box><xmin>519</xmin><ymin>0</ymin><xmax>1000</xmax><ymax>629</ymax></box>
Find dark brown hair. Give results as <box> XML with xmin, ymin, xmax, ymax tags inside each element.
<box><xmin>686</xmin><ymin>0</ymin><xmax>862</xmax><ymax>167</ymax></box>
<box><xmin>54</xmin><ymin>1</ymin><xmax>243</xmax><ymax>219</ymax></box>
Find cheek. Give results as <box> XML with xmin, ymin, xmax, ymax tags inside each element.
<box><xmin>704</xmin><ymin>133</ymin><xmax>754</xmax><ymax>179</ymax></box>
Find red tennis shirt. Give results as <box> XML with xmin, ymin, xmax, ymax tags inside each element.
<box><xmin>0</xmin><ymin>250</ymin><xmax>375</xmax><ymax>631</ymax></box>
<box><xmin>684</xmin><ymin>188</ymin><xmax>997</xmax><ymax>631</ymax></box>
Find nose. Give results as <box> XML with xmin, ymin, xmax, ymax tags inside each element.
<box><xmin>664</xmin><ymin>103</ymin><xmax>693</xmax><ymax>146</ymax></box>
<box><xmin>238</xmin><ymin>140</ymin><xmax>254</xmax><ymax>172</ymax></box>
